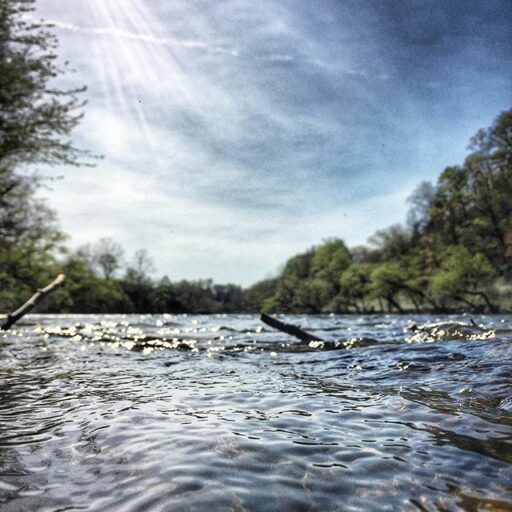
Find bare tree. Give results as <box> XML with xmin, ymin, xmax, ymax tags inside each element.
<box><xmin>125</xmin><ymin>249</ymin><xmax>155</xmax><ymax>286</ymax></box>
<box><xmin>94</xmin><ymin>238</ymin><xmax>124</xmax><ymax>279</ymax></box>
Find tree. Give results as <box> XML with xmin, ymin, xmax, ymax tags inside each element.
<box><xmin>350</xmin><ymin>245</ymin><xmax>371</xmax><ymax>263</ymax></box>
<box><xmin>41</xmin><ymin>256</ymin><xmax>133</xmax><ymax>313</ymax></box>
<box><xmin>464</xmin><ymin>109</ymin><xmax>512</xmax><ymax>270</ymax></box>
<box><xmin>0</xmin><ymin>0</ymin><xmax>88</xmax><ymax>311</ymax></box>
<box><xmin>339</xmin><ymin>262</ymin><xmax>373</xmax><ymax>313</ymax></box>
<box><xmin>243</xmin><ymin>277</ymin><xmax>278</xmax><ymax>312</ymax></box>
<box><xmin>125</xmin><ymin>249</ymin><xmax>155</xmax><ymax>286</ymax></box>
<box><xmin>212</xmin><ymin>283</ymin><xmax>245</xmax><ymax>313</ymax></box>
<box><xmin>407</xmin><ymin>181</ymin><xmax>435</xmax><ymax>239</ymax></box>
<box><xmin>429</xmin><ymin>246</ymin><xmax>497</xmax><ymax>312</ymax></box>
<box><xmin>311</xmin><ymin>238</ymin><xmax>351</xmax><ymax>284</ymax></box>
<box><xmin>0</xmin><ymin>0</ymin><xmax>87</xmax><ymax>173</ymax></box>
<box><xmin>292</xmin><ymin>278</ymin><xmax>333</xmax><ymax>313</ymax></box>
<box><xmin>170</xmin><ymin>280</ymin><xmax>220</xmax><ymax>314</ymax></box>
<box><xmin>369</xmin><ymin>262</ymin><xmax>405</xmax><ymax>312</ymax></box>
<box><xmin>122</xmin><ymin>249</ymin><xmax>156</xmax><ymax>312</ymax></box>
<box><xmin>368</xmin><ymin>224</ymin><xmax>411</xmax><ymax>262</ymax></box>
<box><xmin>263</xmin><ymin>250</ymin><xmax>314</xmax><ymax>312</ymax></box>
<box><xmin>245</xmin><ymin>111</ymin><xmax>512</xmax><ymax>315</ymax></box>
<box><xmin>93</xmin><ymin>238</ymin><xmax>124</xmax><ymax>280</ymax></box>
<box><xmin>429</xmin><ymin>166</ymin><xmax>471</xmax><ymax>247</ymax></box>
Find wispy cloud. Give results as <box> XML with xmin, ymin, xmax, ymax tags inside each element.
<box><xmin>47</xmin><ymin>19</ymin><xmax>239</xmax><ymax>56</ymax></box>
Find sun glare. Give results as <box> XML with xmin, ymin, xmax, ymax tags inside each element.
<box><xmin>87</xmin><ymin>0</ymin><xmax>178</xmax><ymax>146</ymax></box>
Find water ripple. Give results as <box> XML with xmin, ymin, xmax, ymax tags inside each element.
<box><xmin>0</xmin><ymin>314</ymin><xmax>511</xmax><ymax>511</ymax></box>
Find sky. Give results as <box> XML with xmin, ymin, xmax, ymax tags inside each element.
<box><xmin>33</xmin><ymin>0</ymin><xmax>512</xmax><ymax>286</ymax></box>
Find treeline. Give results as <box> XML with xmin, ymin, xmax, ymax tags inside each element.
<box><xmin>2</xmin><ymin>108</ymin><xmax>510</xmax><ymax>315</ymax></box>
<box><xmin>23</xmin><ymin>240</ymin><xmax>247</xmax><ymax>314</ymax></box>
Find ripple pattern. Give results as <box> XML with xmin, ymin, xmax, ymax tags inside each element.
<box><xmin>0</xmin><ymin>314</ymin><xmax>511</xmax><ymax>511</ymax></box>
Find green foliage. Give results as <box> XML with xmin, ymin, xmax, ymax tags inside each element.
<box><xmin>244</xmin><ymin>278</ymin><xmax>278</xmax><ymax>312</ymax></box>
<box><xmin>339</xmin><ymin>262</ymin><xmax>373</xmax><ymax>312</ymax></box>
<box><xmin>212</xmin><ymin>284</ymin><xmax>245</xmax><ymax>313</ymax></box>
<box><xmin>158</xmin><ymin>280</ymin><xmax>220</xmax><ymax>314</ymax></box>
<box><xmin>262</xmin><ymin>250</ymin><xmax>313</xmax><ymax>312</ymax></box>
<box><xmin>311</xmin><ymin>238</ymin><xmax>351</xmax><ymax>282</ymax></box>
<box><xmin>368</xmin><ymin>262</ymin><xmax>406</xmax><ymax>312</ymax></box>
<box><xmin>50</xmin><ymin>257</ymin><xmax>132</xmax><ymax>313</ymax></box>
<box><xmin>429</xmin><ymin>246</ymin><xmax>496</xmax><ymax>311</ymax></box>
<box><xmin>263</xmin><ymin>240</ymin><xmax>350</xmax><ymax>313</ymax></box>
<box><xmin>368</xmin><ymin>224</ymin><xmax>411</xmax><ymax>262</ymax></box>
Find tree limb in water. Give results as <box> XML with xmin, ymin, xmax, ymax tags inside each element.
<box><xmin>1</xmin><ymin>274</ymin><xmax>65</xmax><ymax>331</ymax></box>
<box><xmin>260</xmin><ymin>313</ymin><xmax>324</xmax><ymax>343</ymax></box>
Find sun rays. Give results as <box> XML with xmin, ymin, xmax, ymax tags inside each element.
<box><xmin>87</xmin><ymin>0</ymin><xmax>172</xmax><ymax>146</ymax></box>
<box><xmin>43</xmin><ymin>0</ymin><xmax>242</xmax><ymax>149</ymax></box>
<box><xmin>86</xmin><ymin>0</ymin><xmax>209</xmax><ymax>147</ymax></box>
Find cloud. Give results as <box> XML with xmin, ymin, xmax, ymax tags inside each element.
<box><xmin>46</xmin><ymin>19</ymin><xmax>239</xmax><ymax>56</ymax></box>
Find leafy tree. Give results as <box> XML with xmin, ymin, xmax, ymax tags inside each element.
<box><xmin>306</xmin><ymin>239</ymin><xmax>352</xmax><ymax>311</ymax></box>
<box><xmin>263</xmin><ymin>250</ymin><xmax>314</xmax><ymax>312</ymax></box>
<box><xmin>171</xmin><ymin>280</ymin><xmax>220</xmax><ymax>314</ymax></box>
<box><xmin>428</xmin><ymin>166</ymin><xmax>471</xmax><ymax>248</ymax></box>
<box><xmin>368</xmin><ymin>224</ymin><xmax>411</xmax><ymax>262</ymax></box>
<box><xmin>464</xmin><ymin>110</ymin><xmax>512</xmax><ymax>270</ymax></box>
<box><xmin>293</xmin><ymin>278</ymin><xmax>333</xmax><ymax>313</ymax></box>
<box><xmin>243</xmin><ymin>278</ymin><xmax>278</xmax><ymax>312</ymax></box>
<box><xmin>368</xmin><ymin>262</ymin><xmax>406</xmax><ymax>312</ymax></box>
<box><xmin>153</xmin><ymin>276</ymin><xmax>181</xmax><ymax>313</ymax></box>
<box><xmin>51</xmin><ymin>256</ymin><xmax>132</xmax><ymax>313</ymax></box>
<box><xmin>0</xmin><ymin>0</ymin><xmax>88</xmax><ymax>311</ymax></box>
<box><xmin>153</xmin><ymin>278</ymin><xmax>221</xmax><ymax>314</ymax></box>
<box><xmin>311</xmin><ymin>238</ymin><xmax>351</xmax><ymax>283</ymax></box>
<box><xmin>429</xmin><ymin>246</ymin><xmax>497</xmax><ymax>311</ymax></box>
<box><xmin>339</xmin><ymin>262</ymin><xmax>373</xmax><ymax>313</ymax></box>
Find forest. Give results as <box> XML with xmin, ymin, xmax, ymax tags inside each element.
<box><xmin>1</xmin><ymin>1</ymin><xmax>511</xmax><ymax>315</ymax></box>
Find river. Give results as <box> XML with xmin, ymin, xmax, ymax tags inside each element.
<box><xmin>1</xmin><ymin>314</ymin><xmax>511</xmax><ymax>511</ymax></box>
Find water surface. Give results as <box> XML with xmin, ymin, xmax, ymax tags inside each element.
<box><xmin>1</xmin><ymin>314</ymin><xmax>511</xmax><ymax>511</ymax></box>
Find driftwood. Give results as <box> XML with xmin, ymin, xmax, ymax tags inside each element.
<box><xmin>1</xmin><ymin>274</ymin><xmax>65</xmax><ymax>331</ymax></box>
<box><xmin>260</xmin><ymin>313</ymin><xmax>324</xmax><ymax>343</ymax></box>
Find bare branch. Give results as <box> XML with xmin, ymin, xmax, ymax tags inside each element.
<box><xmin>1</xmin><ymin>274</ymin><xmax>65</xmax><ymax>330</ymax></box>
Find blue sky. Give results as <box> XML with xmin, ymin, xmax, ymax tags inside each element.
<box><xmin>34</xmin><ymin>0</ymin><xmax>511</xmax><ymax>285</ymax></box>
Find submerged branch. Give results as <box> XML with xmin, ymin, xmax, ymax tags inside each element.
<box><xmin>260</xmin><ymin>313</ymin><xmax>324</xmax><ymax>343</ymax></box>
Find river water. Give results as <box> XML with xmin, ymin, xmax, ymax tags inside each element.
<box><xmin>0</xmin><ymin>314</ymin><xmax>511</xmax><ymax>511</ymax></box>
